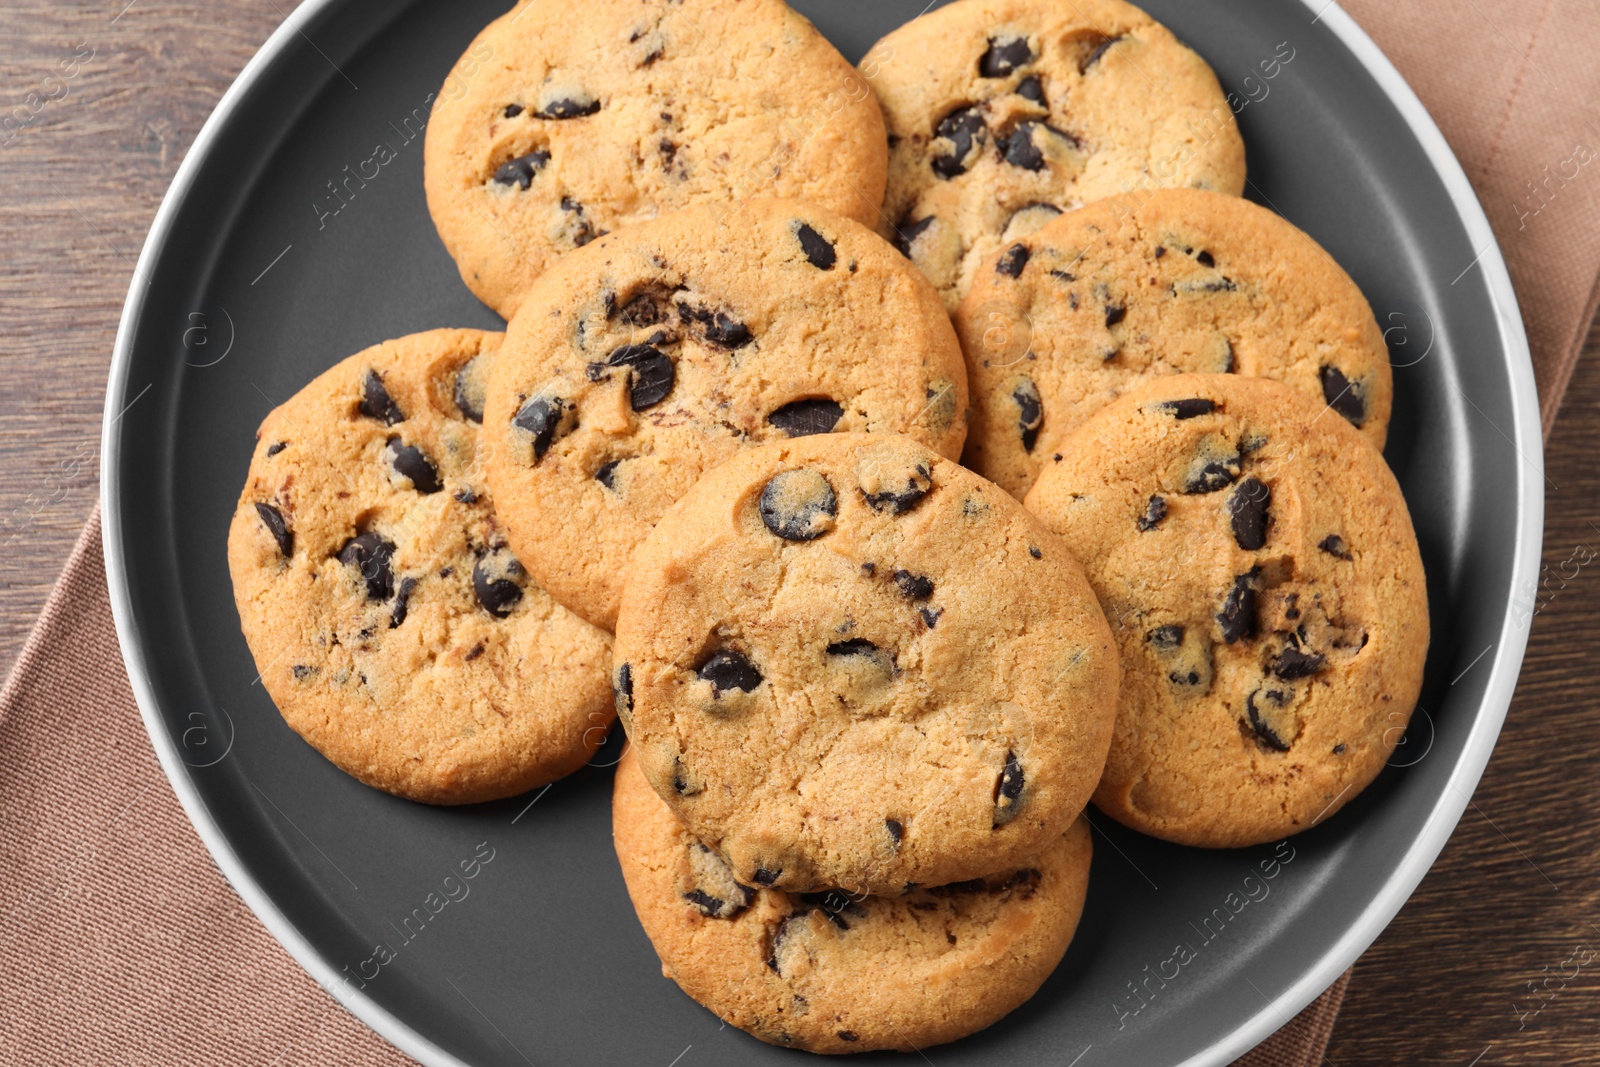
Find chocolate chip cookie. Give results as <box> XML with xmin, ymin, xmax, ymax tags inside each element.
<box><xmin>227</xmin><ymin>329</ymin><xmax>614</xmax><ymax>804</ymax></box>
<box><xmin>612</xmin><ymin>748</ymin><xmax>1092</xmax><ymax>1054</ymax></box>
<box><xmin>868</xmin><ymin>0</ymin><xmax>1246</xmax><ymax>310</ymax></box>
<box><xmin>961</xmin><ymin>188</ymin><xmax>1393</xmax><ymax>498</ymax></box>
<box><xmin>481</xmin><ymin>199</ymin><xmax>970</xmax><ymax>631</ymax></box>
<box><xmin>424</xmin><ymin>0</ymin><xmax>889</xmax><ymax>318</ymax></box>
<box><xmin>613</xmin><ymin>432</ymin><xmax>1118</xmax><ymax>895</ymax></box>
<box><xmin>1024</xmin><ymin>374</ymin><xmax>1428</xmax><ymax>847</ymax></box>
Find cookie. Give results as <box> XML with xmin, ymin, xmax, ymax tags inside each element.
<box><xmin>227</xmin><ymin>329</ymin><xmax>614</xmax><ymax>804</ymax></box>
<box><xmin>612</xmin><ymin>748</ymin><xmax>1092</xmax><ymax>1054</ymax></box>
<box><xmin>481</xmin><ymin>199</ymin><xmax>970</xmax><ymax>631</ymax></box>
<box><xmin>868</xmin><ymin>0</ymin><xmax>1246</xmax><ymax>310</ymax></box>
<box><xmin>423</xmin><ymin>0</ymin><xmax>889</xmax><ymax>319</ymax></box>
<box><xmin>1023</xmin><ymin>373</ymin><xmax>1428</xmax><ymax>847</ymax></box>
<box><xmin>613</xmin><ymin>432</ymin><xmax>1118</xmax><ymax>895</ymax></box>
<box><xmin>961</xmin><ymin>188</ymin><xmax>1393</xmax><ymax>498</ymax></box>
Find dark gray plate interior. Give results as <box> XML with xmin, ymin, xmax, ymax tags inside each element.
<box><xmin>103</xmin><ymin>1</ymin><xmax>1539</xmax><ymax>1064</ymax></box>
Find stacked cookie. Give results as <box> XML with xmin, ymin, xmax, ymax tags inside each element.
<box><xmin>227</xmin><ymin>0</ymin><xmax>1428</xmax><ymax>1055</ymax></box>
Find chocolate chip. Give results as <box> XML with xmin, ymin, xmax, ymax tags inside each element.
<box><xmin>338</xmin><ymin>532</ymin><xmax>396</xmax><ymax>600</ymax></box>
<box><xmin>1333</xmin><ymin>743</ymin><xmax>1347</xmax><ymax>755</ymax></box>
<box><xmin>931</xmin><ymin>107</ymin><xmax>987</xmax><ymax>179</ymax></box>
<box><xmin>1148</xmin><ymin>624</ymin><xmax>1184</xmax><ymax>650</ymax></box>
<box><xmin>893</xmin><ymin>570</ymin><xmax>934</xmax><ymax>601</ymax></box>
<box><xmin>535</xmin><ymin>96</ymin><xmax>600</xmax><ymax>120</ymax></box>
<box><xmin>676</xmin><ymin>302</ymin><xmax>752</xmax><ymax>349</ymax></box>
<box><xmin>993</xmin><ymin>750</ymin><xmax>1025</xmax><ymax>827</ymax></box>
<box><xmin>1138</xmin><ymin>495</ymin><xmax>1168</xmax><ymax>531</ymax></box>
<box><xmin>698</xmin><ymin>649</ymin><xmax>763</xmax><ymax>694</ymax></box>
<box><xmin>1014</xmin><ymin>377</ymin><xmax>1043</xmax><ymax>451</ymax></box>
<box><xmin>502</xmin><ymin>103</ymin><xmax>523</xmax><ymax>118</ymax></box>
<box><xmin>753</xmin><ymin>866</ymin><xmax>781</xmax><ymax>887</ymax></box>
<box><xmin>996</xmin><ymin>243</ymin><xmax>1031</xmax><ymax>277</ymax></box>
<box><xmin>1016</xmin><ymin>75</ymin><xmax>1045</xmax><ymax>103</ymax></box>
<box><xmin>1157</xmin><ymin>398</ymin><xmax>1214</xmax><ymax>420</ymax></box>
<box><xmin>390</xmin><ymin>577</ymin><xmax>417</xmax><ymax>628</ymax></box>
<box><xmin>1271</xmin><ymin>646</ymin><xmax>1327</xmax><ymax>680</ymax></box>
<box><xmin>385</xmin><ymin>436</ymin><xmax>442</xmax><ymax>494</ymax></box>
<box><xmin>861</xmin><ymin>562</ymin><xmax>876</xmax><ymax>577</ymax></box>
<box><xmin>885</xmin><ymin>818</ymin><xmax>904</xmax><ymax>844</ymax></box>
<box><xmin>795</xmin><ymin>223</ymin><xmax>836</xmax><ymax>270</ymax></box>
<box><xmin>1000</xmin><ymin>123</ymin><xmax>1047</xmax><ymax>171</ymax></box>
<box><xmin>1228</xmin><ymin>477</ymin><xmax>1270</xmax><ymax>550</ymax></box>
<box><xmin>1184</xmin><ymin>438</ymin><xmax>1241</xmax><ymax>494</ymax></box>
<box><xmin>919</xmin><ymin>607</ymin><xmax>943</xmax><ymax>628</ymax></box>
<box><xmin>1004</xmin><ymin>203</ymin><xmax>1063</xmax><ymax>242</ymax></box>
<box><xmin>893</xmin><ymin>215</ymin><xmax>936</xmax><ymax>256</ymax></box>
<box><xmin>1217</xmin><ymin>569</ymin><xmax>1260</xmax><ymax>644</ymax></box>
<box><xmin>759</xmin><ymin>469</ymin><xmax>837</xmax><ymax>541</ymax></box>
<box><xmin>860</xmin><ymin>462</ymin><xmax>932</xmax><ymax>515</ymax></box>
<box><xmin>513</xmin><ymin>395</ymin><xmax>564</xmax><ymax>460</ymax></box>
<box><xmin>472</xmin><ymin>553</ymin><xmax>524</xmax><ymax>618</ymax></box>
<box><xmin>265</xmin><ymin>442</ymin><xmax>287</xmax><ymax>457</ymax></box>
<box><xmin>1078</xmin><ymin>32</ymin><xmax>1123</xmax><ymax>73</ymax></box>
<box><xmin>979</xmin><ymin>36</ymin><xmax>1033</xmax><ymax>77</ymax></box>
<box><xmin>1246</xmin><ymin>688</ymin><xmax>1293</xmax><ymax>751</ymax></box>
<box><xmin>595</xmin><ymin>458</ymin><xmax>623</xmax><ymax>492</ymax></box>
<box><xmin>255</xmin><ymin>502</ymin><xmax>292</xmax><ymax>557</ymax></box>
<box><xmin>684</xmin><ymin>843</ymin><xmax>754</xmax><ymax>919</ymax></box>
<box><xmin>1320</xmin><ymin>365</ymin><xmax>1367</xmax><ymax>425</ymax></box>
<box><xmin>1319</xmin><ymin>534</ymin><xmax>1353</xmax><ymax>560</ymax></box>
<box><xmin>454</xmin><ymin>355</ymin><xmax>488</xmax><ymax>423</ymax></box>
<box><xmin>292</xmin><ymin>665</ymin><xmax>314</xmax><ymax>680</ymax></box>
<box><xmin>492</xmin><ymin>149</ymin><xmax>550</xmax><ymax>190</ymax></box>
<box><xmin>613</xmin><ymin>662</ymin><xmax>633</xmax><ymax>717</ymax></box>
<box><xmin>596</xmin><ymin>343</ymin><xmax>676</xmax><ymax>410</ymax></box>
<box><xmin>768</xmin><ymin>398</ymin><xmax>844</xmax><ymax>438</ymax></box>
<box><xmin>1196</xmin><ymin>250</ymin><xmax>1216</xmax><ymax>267</ymax></box>
<box><xmin>1105</xmin><ymin>303</ymin><xmax>1127</xmax><ymax>328</ymax></box>
<box><xmin>827</xmin><ymin>638</ymin><xmax>880</xmax><ymax>657</ymax></box>
<box><xmin>453</xmin><ymin>488</ymin><xmax>478</xmax><ymax>505</ymax></box>
<box><xmin>838</xmin><ymin>1031</ymin><xmax>859</xmax><ymax>1043</ymax></box>
<box><xmin>560</xmin><ymin>196</ymin><xmax>600</xmax><ymax>246</ymax></box>
<box><xmin>359</xmin><ymin>370</ymin><xmax>405</xmax><ymax>425</ymax></box>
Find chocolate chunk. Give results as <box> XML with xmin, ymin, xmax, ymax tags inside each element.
<box><xmin>453</xmin><ymin>355</ymin><xmax>488</xmax><ymax>423</ymax></box>
<box><xmin>931</xmin><ymin>107</ymin><xmax>987</xmax><ymax>179</ymax></box>
<box><xmin>1029</xmin><ymin>546</ymin><xmax>1042</xmax><ymax>559</ymax></box>
<box><xmin>1138</xmin><ymin>494</ymin><xmax>1168</xmax><ymax>531</ymax></box>
<box><xmin>795</xmin><ymin>223</ymin><xmax>837</xmax><ymax>270</ymax></box>
<box><xmin>613</xmin><ymin>662</ymin><xmax>633</xmax><ymax>717</ymax></box>
<box><xmin>886</xmin><ymin>818</ymin><xmax>904</xmax><ymax>844</ymax></box>
<box><xmin>1183</xmin><ymin>437</ymin><xmax>1241</xmax><ymax>494</ymax></box>
<box><xmin>384</xmin><ymin>436</ymin><xmax>442</xmax><ymax>494</ymax></box>
<box><xmin>1245</xmin><ymin>688</ymin><xmax>1293</xmax><ymax>751</ymax></box>
<box><xmin>472</xmin><ymin>554</ymin><xmax>524</xmax><ymax>618</ymax></box>
<box><xmin>359</xmin><ymin>370</ymin><xmax>405</xmax><ymax>425</ymax></box>
<box><xmin>1319</xmin><ymin>365</ymin><xmax>1367</xmax><ymax>425</ymax></box>
<box><xmin>597</xmin><ymin>343</ymin><xmax>676</xmax><ymax>410</ymax></box>
<box><xmin>753</xmin><ymin>866</ymin><xmax>781</xmax><ymax>887</ymax></box>
<box><xmin>390</xmin><ymin>577</ymin><xmax>417</xmax><ymax>628</ymax></box>
<box><xmin>995</xmin><ymin>243</ymin><xmax>1031</xmax><ymax>278</ymax></box>
<box><xmin>1148</xmin><ymin>624</ymin><xmax>1184</xmax><ymax>650</ymax></box>
<box><xmin>893</xmin><ymin>570</ymin><xmax>934</xmax><ymax>601</ymax></box>
<box><xmin>595</xmin><ymin>458</ymin><xmax>622</xmax><ymax>492</ymax></box>
<box><xmin>502</xmin><ymin>103</ymin><xmax>523</xmax><ymax>118</ymax></box>
<box><xmin>676</xmin><ymin>302</ymin><xmax>752</xmax><ymax>349</ymax></box>
<box><xmin>1014</xmin><ymin>377</ymin><xmax>1043</xmax><ymax>451</ymax></box>
<box><xmin>1078</xmin><ymin>32</ymin><xmax>1123</xmax><ymax>73</ymax></box>
<box><xmin>338</xmin><ymin>532</ymin><xmax>395</xmax><ymax>600</ymax></box>
<box><xmin>513</xmin><ymin>395</ymin><xmax>564</xmax><ymax>460</ymax></box>
<box><xmin>1217</xmin><ymin>569</ymin><xmax>1260</xmax><ymax>644</ymax></box>
<box><xmin>999</xmin><ymin>122</ymin><xmax>1047</xmax><ymax>170</ymax></box>
<box><xmin>893</xmin><ymin>215</ymin><xmax>936</xmax><ymax>257</ymax></box>
<box><xmin>1196</xmin><ymin>250</ymin><xmax>1216</xmax><ymax>267</ymax></box>
<box><xmin>265</xmin><ymin>442</ymin><xmax>287</xmax><ymax>457</ymax></box>
<box><xmin>1104</xmin><ymin>303</ymin><xmax>1127</xmax><ymax>328</ymax></box>
<box><xmin>827</xmin><ymin>638</ymin><xmax>880</xmax><ymax>657</ymax></box>
<box><xmin>1157</xmin><ymin>398</ymin><xmax>1215</xmax><ymax>419</ymax></box>
<box><xmin>684</xmin><ymin>844</ymin><xmax>754</xmax><ymax>919</ymax></box>
<box><xmin>1228</xmin><ymin>477</ymin><xmax>1270</xmax><ymax>550</ymax></box>
<box><xmin>1333</xmin><ymin>743</ymin><xmax>1347</xmax><ymax>755</ymax></box>
<box><xmin>860</xmin><ymin>462</ymin><xmax>932</xmax><ymax>515</ymax></box>
<box><xmin>492</xmin><ymin>149</ymin><xmax>550</xmax><ymax>190</ymax></box>
<box><xmin>1271</xmin><ymin>646</ymin><xmax>1327</xmax><ymax>680</ymax></box>
<box><xmin>993</xmin><ymin>750</ymin><xmax>1025</xmax><ymax>827</ymax></box>
<box><xmin>255</xmin><ymin>502</ymin><xmax>292</xmax><ymax>557</ymax></box>
<box><xmin>698</xmin><ymin>649</ymin><xmax>763</xmax><ymax>694</ymax></box>
<box><xmin>1016</xmin><ymin>75</ymin><xmax>1045</xmax><ymax>103</ymax></box>
<box><xmin>979</xmin><ymin>35</ymin><xmax>1033</xmax><ymax>77</ymax></box>
<box><xmin>1319</xmin><ymin>534</ymin><xmax>1353</xmax><ymax>560</ymax></box>
<box><xmin>919</xmin><ymin>607</ymin><xmax>943</xmax><ymax>628</ymax></box>
<box><xmin>768</xmin><ymin>398</ymin><xmax>844</xmax><ymax>438</ymax></box>
<box><xmin>535</xmin><ymin>96</ymin><xmax>600</xmax><ymax>120</ymax></box>
<box><xmin>758</xmin><ymin>469</ymin><xmax>837</xmax><ymax>541</ymax></box>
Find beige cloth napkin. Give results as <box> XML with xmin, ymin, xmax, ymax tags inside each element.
<box><xmin>3</xmin><ymin>1</ymin><xmax>1598</xmax><ymax>1063</ymax></box>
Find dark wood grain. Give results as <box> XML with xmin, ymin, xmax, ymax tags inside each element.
<box><xmin>0</xmin><ymin>4</ymin><xmax>1595</xmax><ymax>1065</ymax></box>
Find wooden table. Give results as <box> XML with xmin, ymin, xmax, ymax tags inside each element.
<box><xmin>2</xmin><ymin>3</ymin><xmax>1596</xmax><ymax>1063</ymax></box>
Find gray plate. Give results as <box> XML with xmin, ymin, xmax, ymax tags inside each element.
<box><xmin>101</xmin><ymin>2</ymin><xmax>1543</xmax><ymax>1064</ymax></box>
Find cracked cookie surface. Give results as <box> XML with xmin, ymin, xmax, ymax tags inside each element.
<box><xmin>612</xmin><ymin>749</ymin><xmax>1092</xmax><ymax>1054</ymax></box>
<box><xmin>1024</xmin><ymin>373</ymin><xmax>1427</xmax><ymax>847</ymax></box>
<box><xmin>423</xmin><ymin>0</ymin><xmax>888</xmax><ymax>318</ymax></box>
<box><xmin>482</xmin><ymin>199</ymin><xmax>969</xmax><ymax>631</ymax></box>
<box><xmin>868</xmin><ymin>0</ymin><xmax>1245</xmax><ymax>310</ymax></box>
<box><xmin>960</xmin><ymin>188</ymin><xmax>1393</xmax><ymax>498</ymax></box>
<box><xmin>227</xmin><ymin>329</ymin><xmax>613</xmax><ymax>804</ymax></box>
<box><xmin>614</xmin><ymin>433</ymin><xmax>1117</xmax><ymax>895</ymax></box>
